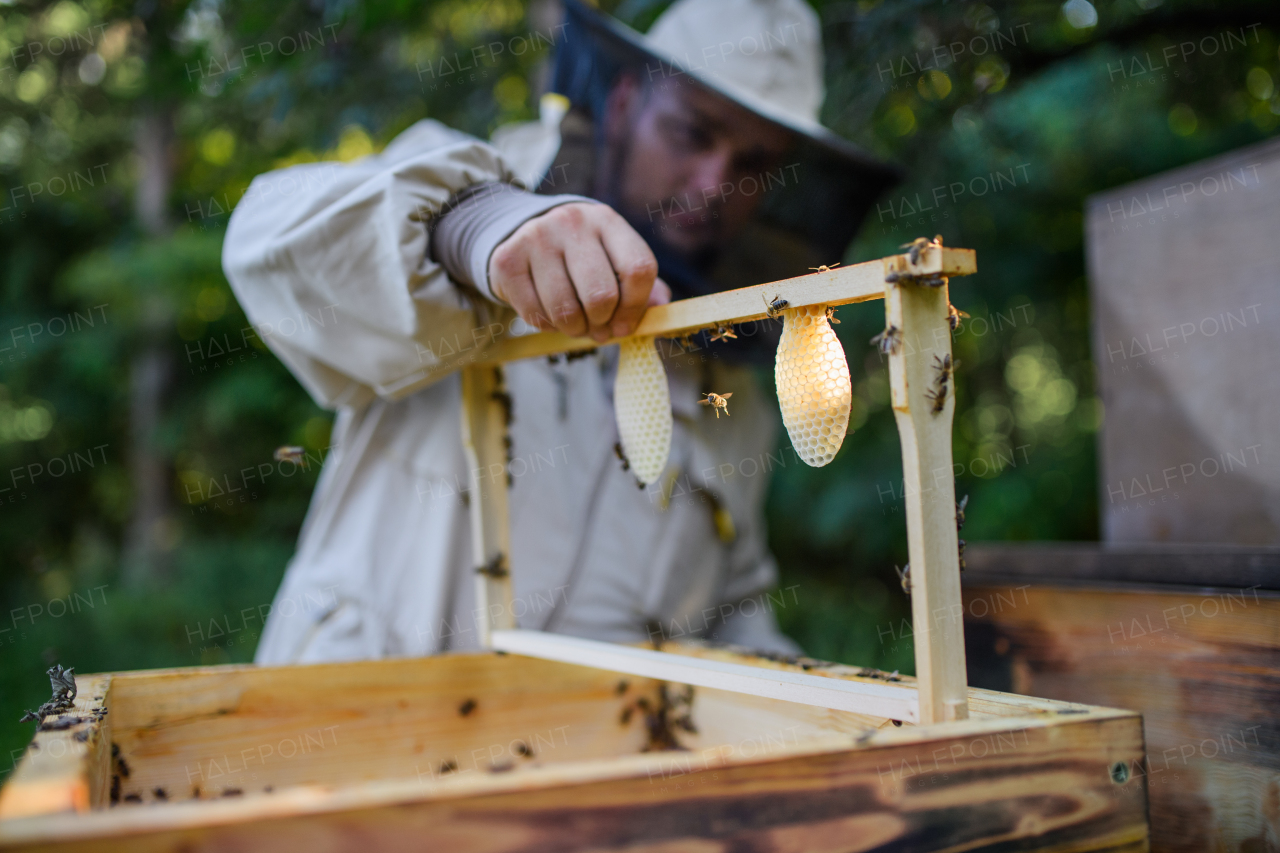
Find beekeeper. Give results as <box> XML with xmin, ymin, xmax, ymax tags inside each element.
<box><xmin>223</xmin><ymin>0</ymin><xmax>898</xmax><ymax>663</ymax></box>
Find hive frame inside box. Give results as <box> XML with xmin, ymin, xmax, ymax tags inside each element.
<box><xmin>0</xmin><ymin>247</ymin><xmax>1152</xmax><ymax>852</ymax></box>
<box><xmin>466</xmin><ymin>243</ymin><xmax>974</xmax><ymax>726</ymax></box>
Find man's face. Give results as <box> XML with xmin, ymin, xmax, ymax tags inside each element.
<box><xmin>603</xmin><ymin>75</ymin><xmax>794</xmax><ymax>256</ymax></box>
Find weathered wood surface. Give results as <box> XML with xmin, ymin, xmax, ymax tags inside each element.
<box><xmin>962</xmin><ymin>578</ymin><xmax>1279</xmax><ymax>853</ymax></box>
<box><xmin>886</xmin><ymin>270</ymin><xmax>968</xmax><ymax>725</ymax></box>
<box><xmin>0</xmin><ymin>648</ymin><xmax>1147</xmax><ymax>852</ymax></box>
<box><xmin>0</xmin><ymin>675</ymin><xmax>111</xmax><ymax>819</ymax></box>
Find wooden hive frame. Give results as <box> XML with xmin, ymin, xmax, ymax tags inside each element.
<box><xmin>0</xmin><ymin>245</ymin><xmax>1152</xmax><ymax>852</ymax></box>
<box><xmin>463</xmin><ymin>242</ymin><xmax>973</xmax><ymax>726</ymax></box>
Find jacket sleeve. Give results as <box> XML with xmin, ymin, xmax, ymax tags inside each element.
<box><xmin>222</xmin><ymin>120</ymin><xmax>524</xmax><ymax>409</ymax></box>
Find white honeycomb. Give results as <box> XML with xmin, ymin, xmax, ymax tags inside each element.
<box><xmin>774</xmin><ymin>304</ymin><xmax>852</xmax><ymax>467</ymax></box>
<box><xmin>614</xmin><ymin>336</ymin><xmax>672</xmax><ymax>485</ymax></box>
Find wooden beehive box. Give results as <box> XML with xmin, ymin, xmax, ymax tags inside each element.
<box><xmin>0</xmin><ymin>647</ymin><xmax>1147</xmax><ymax>852</ymax></box>
<box><xmin>1</xmin><ymin>246</ymin><xmax>1152</xmax><ymax>850</ymax></box>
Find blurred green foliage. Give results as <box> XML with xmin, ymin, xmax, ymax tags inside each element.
<box><xmin>0</xmin><ymin>0</ymin><xmax>1277</xmax><ymax>777</ymax></box>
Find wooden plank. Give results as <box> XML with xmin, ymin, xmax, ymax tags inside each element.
<box><xmin>963</xmin><ymin>582</ymin><xmax>1277</xmax><ymax>853</ymax></box>
<box><xmin>0</xmin><ymin>675</ymin><xmax>111</xmax><ymax>819</ymax></box>
<box><xmin>0</xmin><ymin>705</ymin><xmax>1147</xmax><ymax>853</ymax></box>
<box><xmin>491</xmin><ymin>630</ymin><xmax>920</xmax><ymax>722</ymax></box>
<box><xmin>474</xmin><ymin>247</ymin><xmax>976</xmax><ymax>367</ymax></box>
<box><xmin>92</xmin><ymin>643</ymin><xmax>663</xmax><ymax>805</ymax></box>
<box><xmin>459</xmin><ymin>365</ymin><xmax>514</xmax><ymax>647</ymax></box>
<box><xmin>962</xmin><ymin>542</ymin><xmax>1280</xmax><ymax>590</ymax></box>
<box><xmin>886</xmin><ymin>272</ymin><xmax>969</xmax><ymax>725</ymax></box>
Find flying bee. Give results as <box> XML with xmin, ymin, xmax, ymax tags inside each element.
<box><xmin>809</xmin><ymin>263</ymin><xmax>842</xmax><ymax>273</ymax></box>
<box><xmin>613</xmin><ymin>441</ymin><xmax>630</xmax><ymax>472</ymax></box>
<box><xmin>948</xmin><ymin>303</ymin><xmax>969</xmax><ymax>331</ymax></box>
<box><xmin>925</xmin><ymin>384</ymin><xmax>948</xmax><ymax>414</ymax></box>
<box><xmin>870</xmin><ymin>325</ymin><xmax>902</xmax><ymax>356</ymax></box>
<box><xmin>699</xmin><ymin>391</ymin><xmax>733</xmax><ymax>418</ymax></box>
<box><xmin>933</xmin><ymin>353</ymin><xmax>954</xmax><ymax>384</ymax></box>
<box><xmin>956</xmin><ymin>494</ymin><xmax>969</xmax><ymax>530</ymax></box>
<box><xmin>825</xmin><ymin>306</ymin><xmax>841</xmax><ymax>325</ymax></box>
<box><xmin>763</xmin><ymin>293</ymin><xmax>789</xmax><ymax>319</ymax></box>
<box><xmin>901</xmin><ymin>234</ymin><xmax>942</xmax><ymax>266</ymax></box>
<box><xmin>709</xmin><ymin>323</ymin><xmax>737</xmax><ymax>342</ymax></box>
<box><xmin>894</xmin><ymin>563</ymin><xmax>911</xmax><ymax>595</ymax></box>
<box><xmin>274</xmin><ymin>446</ymin><xmax>305</xmax><ymax>464</ymax></box>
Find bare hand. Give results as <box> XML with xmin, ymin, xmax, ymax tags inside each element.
<box><xmin>488</xmin><ymin>202</ymin><xmax>670</xmax><ymax>342</ymax></box>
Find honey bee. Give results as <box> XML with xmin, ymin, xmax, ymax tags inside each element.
<box><xmin>925</xmin><ymin>385</ymin><xmax>948</xmax><ymax>414</ymax></box>
<box><xmin>698</xmin><ymin>392</ymin><xmax>733</xmax><ymax>418</ymax></box>
<box><xmin>809</xmin><ymin>263</ymin><xmax>842</xmax><ymax>273</ymax></box>
<box><xmin>901</xmin><ymin>234</ymin><xmax>943</xmax><ymax>266</ymax></box>
<box><xmin>274</xmin><ymin>446</ymin><xmax>305</xmax><ymax>464</ymax></box>
<box><xmin>948</xmin><ymin>303</ymin><xmax>969</xmax><ymax>331</ymax></box>
<box><xmin>894</xmin><ymin>563</ymin><xmax>911</xmax><ymax>595</ymax></box>
<box><xmin>709</xmin><ymin>323</ymin><xmax>737</xmax><ymax>342</ymax></box>
<box><xmin>870</xmin><ymin>325</ymin><xmax>902</xmax><ymax>356</ymax></box>
<box><xmin>958</xmin><ymin>538</ymin><xmax>967</xmax><ymax>572</ymax></box>
<box><xmin>825</xmin><ymin>306</ymin><xmax>841</xmax><ymax>324</ymax></box>
<box><xmin>614</xmin><ymin>441</ymin><xmax>630</xmax><ymax>472</ymax></box>
<box><xmin>763</xmin><ymin>293</ymin><xmax>789</xmax><ymax>319</ymax></box>
<box><xmin>956</xmin><ymin>494</ymin><xmax>968</xmax><ymax>530</ymax></box>
<box><xmin>933</xmin><ymin>353</ymin><xmax>954</xmax><ymax>384</ymax></box>
<box><xmin>477</xmin><ymin>552</ymin><xmax>508</xmax><ymax>579</ymax></box>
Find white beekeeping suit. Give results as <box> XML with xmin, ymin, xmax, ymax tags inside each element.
<box><xmin>223</xmin><ymin>113</ymin><xmax>799</xmax><ymax>662</ymax></box>
<box><xmin>223</xmin><ymin>0</ymin><xmax>900</xmax><ymax>664</ymax></box>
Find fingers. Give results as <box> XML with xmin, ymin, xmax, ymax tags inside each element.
<box><xmin>598</xmin><ymin>211</ymin><xmax>659</xmax><ymax>338</ymax></box>
<box><xmin>489</xmin><ymin>237</ymin><xmax>551</xmax><ymax>330</ymax></box>
<box><xmin>563</xmin><ymin>238</ymin><xmax>619</xmax><ymax>342</ymax></box>
<box><xmin>648</xmin><ymin>277</ymin><xmax>671</xmax><ymax>307</ymax></box>
<box><xmin>529</xmin><ymin>250</ymin><xmax>586</xmax><ymax>337</ymax></box>
<box><xmin>487</xmin><ymin>202</ymin><xmax>661</xmax><ymax>340</ymax></box>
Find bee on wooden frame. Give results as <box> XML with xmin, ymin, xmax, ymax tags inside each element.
<box><xmin>933</xmin><ymin>353</ymin><xmax>955</xmax><ymax>384</ymax></box>
<box><xmin>948</xmin><ymin>303</ymin><xmax>969</xmax><ymax>331</ymax></box>
<box><xmin>809</xmin><ymin>263</ymin><xmax>842</xmax><ymax>273</ymax></box>
<box><xmin>900</xmin><ymin>234</ymin><xmax>942</xmax><ymax>266</ymax></box>
<box><xmin>924</xmin><ymin>385</ymin><xmax>948</xmax><ymax>414</ymax></box>
<box><xmin>763</xmin><ymin>293</ymin><xmax>789</xmax><ymax>319</ymax></box>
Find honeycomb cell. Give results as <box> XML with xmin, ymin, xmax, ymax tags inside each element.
<box><xmin>614</xmin><ymin>336</ymin><xmax>672</xmax><ymax>485</ymax></box>
<box><xmin>774</xmin><ymin>304</ymin><xmax>852</xmax><ymax>467</ymax></box>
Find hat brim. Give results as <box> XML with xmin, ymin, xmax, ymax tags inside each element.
<box><xmin>552</xmin><ymin>0</ymin><xmax>904</xmax><ymax>258</ymax></box>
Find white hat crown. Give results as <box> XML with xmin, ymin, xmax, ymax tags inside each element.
<box><xmin>643</xmin><ymin>0</ymin><xmax>825</xmax><ymax>129</ymax></box>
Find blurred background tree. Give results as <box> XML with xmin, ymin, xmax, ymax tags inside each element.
<box><xmin>1</xmin><ymin>0</ymin><xmax>1277</xmax><ymax>774</ymax></box>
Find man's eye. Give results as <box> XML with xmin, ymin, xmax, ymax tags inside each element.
<box><xmin>663</xmin><ymin>118</ymin><xmax>711</xmax><ymax>151</ymax></box>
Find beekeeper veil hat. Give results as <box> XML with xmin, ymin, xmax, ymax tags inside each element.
<box><xmin>552</xmin><ymin>0</ymin><xmax>902</xmax><ymax>268</ymax></box>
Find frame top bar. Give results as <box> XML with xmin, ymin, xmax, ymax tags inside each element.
<box><xmin>478</xmin><ymin>246</ymin><xmax>975</xmax><ymax>367</ymax></box>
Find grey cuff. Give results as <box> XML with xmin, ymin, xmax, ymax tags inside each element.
<box><xmin>430</xmin><ymin>181</ymin><xmax>597</xmax><ymax>302</ymax></box>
